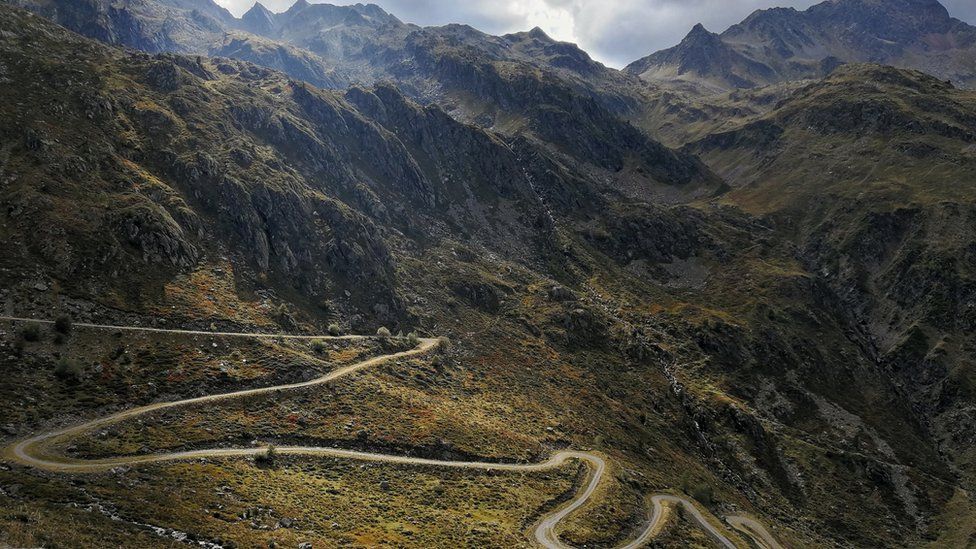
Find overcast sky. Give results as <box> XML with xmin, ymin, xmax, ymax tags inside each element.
<box><xmin>214</xmin><ymin>0</ymin><xmax>976</xmax><ymax>68</ymax></box>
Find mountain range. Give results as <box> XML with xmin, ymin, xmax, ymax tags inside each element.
<box><xmin>1</xmin><ymin>0</ymin><xmax>975</xmax><ymax>547</ymax></box>
<box><xmin>627</xmin><ymin>0</ymin><xmax>976</xmax><ymax>91</ymax></box>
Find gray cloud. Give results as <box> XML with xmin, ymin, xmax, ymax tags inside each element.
<box><xmin>214</xmin><ymin>0</ymin><xmax>976</xmax><ymax>68</ymax></box>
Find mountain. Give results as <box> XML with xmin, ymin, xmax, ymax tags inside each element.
<box><xmin>627</xmin><ymin>0</ymin><xmax>976</xmax><ymax>90</ymax></box>
<box><xmin>240</xmin><ymin>1</ymin><xmax>275</xmax><ymax>35</ymax></box>
<box><xmin>5</xmin><ymin>0</ymin><xmax>236</xmax><ymax>52</ymax></box>
<box><xmin>6</xmin><ymin>0</ymin><xmax>645</xmax><ymax>108</ymax></box>
<box><xmin>687</xmin><ymin>63</ymin><xmax>976</xmax><ymax>490</ymax></box>
<box><xmin>624</xmin><ymin>23</ymin><xmax>780</xmax><ymax>92</ymax></box>
<box><xmin>3</xmin><ymin>1</ymin><xmax>976</xmax><ymax>548</ymax></box>
<box><xmin>6</xmin><ymin>0</ymin><xmax>710</xmax><ymax>202</ymax></box>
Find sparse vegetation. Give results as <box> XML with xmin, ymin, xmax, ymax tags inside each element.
<box><xmin>376</xmin><ymin>327</ymin><xmax>391</xmax><ymax>338</ymax></box>
<box><xmin>21</xmin><ymin>323</ymin><xmax>41</xmax><ymax>342</ymax></box>
<box><xmin>256</xmin><ymin>444</ymin><xmax>277</xmax><ymax>466</ymax></box>
<box><xmin>54</xmin><ymin>315</ymin><xmax>72</xmax><ymax>335</ymax></box>
<box><xmin>407</xmin><ymin>331</ymin><xmax>419</xmax><ymax>345</ymax></box>
<box><xmin>311</xmin><ymin>339</ymin><xmax>326</xmax><ymax>354</ymax></box>
<box><xmin>437</xmin><ymin>336</ymin><xmax>452</xmax><ymax>352</ymax></box>
<box><xmin>690</xmin><ymin>483</ymin><xmax>714</xmax><ymax>506</ymax></box>
<box><xmin>328</xmin><ymin>323</ymin><xmax>341</xmax><ymax>336</ymax></box>
<box><xmin>53</xmin><ymin>357</ymin><xmax>83</xmax><ymax>382</ymax></box>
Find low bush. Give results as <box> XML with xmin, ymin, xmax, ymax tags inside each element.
<box><xmin>256</xmin><ymin>444</ymin><xmax>278</xmax><ymax>466</ymax></box>
<box><xmin>21</xmin><ymin>323</ymin><xmax>41</xmax><ymax>342</ymax></box>
<box><xmin>54</xmin><ymin>357</ymin><xmax>83</xmax><ymax>382</ymax></box>
<box><xmin>311</xmin><ymin>339</ymin><xmax>326</xmax><ymax>354</ymax></box>
<box><xmin>376</xmin><ymin>326</ymin><xmax>391</xmax><ymax>338</ymax></box>
<box><xmin>328</xmin><ymin>323</ymin><xmax>341</xmax><ymax>336</ymax></box>
<box><xmin>54</xmin><ymin>315</ymin><xmax>73</xmax><ymax>335</ymax></box>
<box><xmin>437</xmin><ymin>336</ymin><xmax>452</xmax><ymax>352</ymax></box>
<box><xmin>691</xmin><ymin>483</ymin><xmax>714</xmax><ymax>506</ymax></box>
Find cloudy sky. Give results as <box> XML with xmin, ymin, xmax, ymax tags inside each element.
<box><xmin>214</xmin><ymin>0</ymin><xmax>976</xmax><ymax>68</ymax></box>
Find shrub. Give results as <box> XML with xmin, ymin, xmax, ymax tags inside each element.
<box><xmin>21</xmin><ymin>323</ymin><xmax>41</xmax><ymax>342</ymax></box>
<box><xmin>54</xmin><ymin>315</ymin><xmax>73</xmax><ymax>335</ymax></box>
<box><xmin>376</xmin><ymin>327</ymin><xmax>391</xmax><ymax>338</ymax></box>
<box><xmin>407</xmin><ymin>332</ymin><xmax>419</xmax><ymax>346</ymax></box>
<box><xmin>691</xmin><ymin>483</ymin><xmax>714</xmax><ymax>506</ymax></box>
<box><xmin>311</xmin><ymin>339</ymin><xmax>326</xmax><ymax>354</ymax></box>
<box><xmin>54</xmin><ymin>357</ymin><xmax>83</xmax><ymax>382</ymax></box>
<box><xmin>436</xmin><ymin>336</ymin><xmax>452</xmax><ymax>352</ymax></box>
<box><xmin>256</xmin><ymin>444</ymin><xmax>277</xmax><ymax>466</ymax></box>
<box><xmin>328</xmin><ymin>323</ymin><xmax>341</xmax><ymax>336</ymax></box>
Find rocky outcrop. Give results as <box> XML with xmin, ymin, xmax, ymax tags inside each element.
<box><xmin>115</xmin><ymin>204</ymin><xmax>200</xmax><ymax>268</ymax></box>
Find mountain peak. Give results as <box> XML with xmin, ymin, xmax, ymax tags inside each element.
<box><xmin>798</xmin><ymin>0</ymin><xmax>953</xmax><ymax>36</ymax></box>
<box><xmin>286</xmin><ymin>0</ymin><xmax>310</xmax><ymax>13</ymax></box>
<box><xmin>244</xmin><ymin>1</ymin><xmax>271</xmax><ymax>15</ymax></box>
<box><xmin>681</xmin><ymin>23</ymin><xmax>720</xmax><ymax>45</ymax></box>
<box><xmin>624</xmin><ymin>19</ymin><xmax>776</xmax><ymax>89</ymax></box>
<box><xmin>241</xmin><ymin>0</ymin><xmax>276</xmax><ymax>35</ymax></box>
<box><xmin>502</xmin><ymin>26</ymin><xmax>555</xmax><ymax>45</ymax></box>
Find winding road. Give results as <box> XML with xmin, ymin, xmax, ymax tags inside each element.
<box><xmin>0</xmin><ymin>317</ymin><xmax>783</xmax><ymax>548</ymax></box>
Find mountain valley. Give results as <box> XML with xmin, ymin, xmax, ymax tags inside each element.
<box><xmin>0</xmin><ymin>0</ymin><xmax>975</xmax><ymax>547</ymax></box>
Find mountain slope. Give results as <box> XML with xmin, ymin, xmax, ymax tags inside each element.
<box><xmin>7</xmin><ymin>0</ymin><xmax>717</xmax><ymax>203</ymax></box>
<box><xmin>688</xmin><ymin>63</ymin><xmax>976</xmax><ymax>493</ymax></box>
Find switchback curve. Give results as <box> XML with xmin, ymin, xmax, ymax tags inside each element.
<box><xmin>0</xmin><ymin>317</ymin><xmax>781</xmax><ymax>548</ymax></box>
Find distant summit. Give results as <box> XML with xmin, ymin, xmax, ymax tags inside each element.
<box><xmin>626</xmin><ymin>23</ymin><xmax>776</xmax><ymax>90</ymax></box>
<box><xmin>241</xmin><ymin>2</ymin><xmax>276</xmax><ymax>35</ymax></box>
<box><xmin>626</xmin><ymin>0</ymin><xmax>976</xmax><ymax>89</ymax></box>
